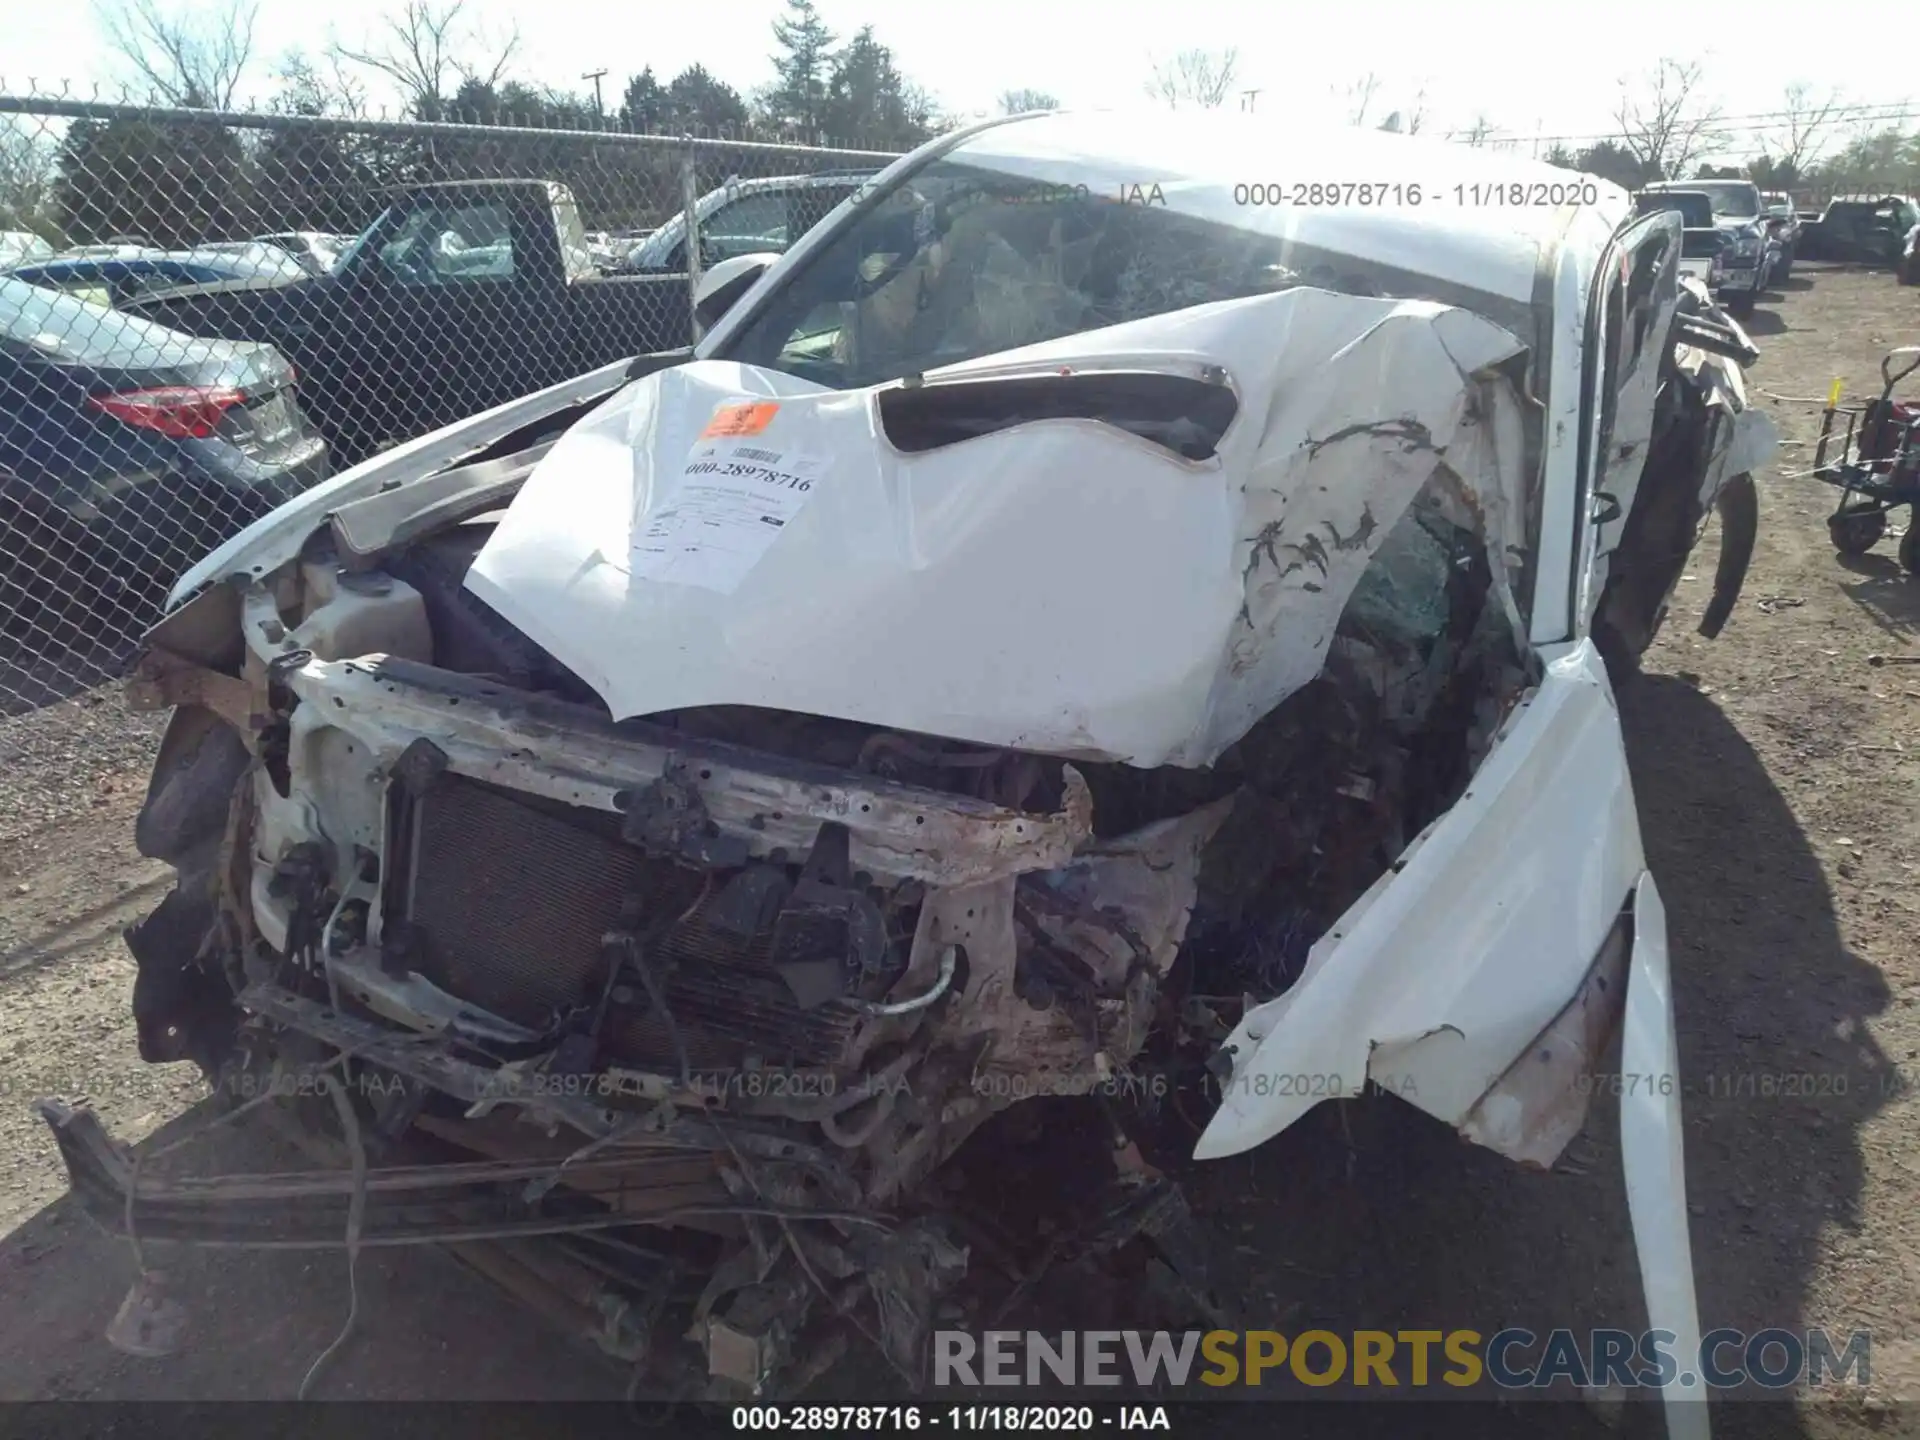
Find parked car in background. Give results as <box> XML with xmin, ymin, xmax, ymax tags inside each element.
<box><xmin>1798</xmin><ymin>195</ymin><xmax>1920</xmax><ymax>265</ymax></box>
<box><xmin>582</xmin><ymin>230</ymin><xmax>626</xmax><ymax>272</ymax></box>
<box><xmin>1796</xmin><ymin>206</ymin><xmax>1827</xmax><ymax>257</ymax></box>
<box><xmin>251</xmin><ymin>231</ymin><xmax>353</xmax><ymax>277</ymax></box>
<box><xmin>1901</xmin><ymin>222</ymin><xmax>1920</xmax><ymax>285</ymax></box>
<box><xmin>183</xmin><ymin>242</ymin><xmax>311</xmax><ymax>281</ymax></box>
<box><xmin>12</xmin><ymin>247</ymin><xmax>309</xmax><ymax>309</ymax></box>
<box><xmin>0</xmin><ymin>232</ymin><xmax>55</xmax><ymax>271</ymax></box>
<box><xmin>1638</xmin><ymin>178</ymin><xmax>1777</xmax><ymax>314</ymax></box>
<box><xmin>58</xmin><ymin>239</ymin><xmax>155</xmax><ymax>261</ymax></box>
<box><xmin>119</xmin><ymin>179</ymin><xmax>702</xmax><ymax>467</ymax></box>
<box><xmin>623</xmin><ymin>170</ymin><xmax>878</xmax><ymax>272</ymax></box>
<box><xmin>0</xmin><ymin>276</ymin><xmax>329</xmax><ymax>645</ymax></box>
<box><xmin>1758</xmin><ymin>192</ymin><xmax>1800</xmax><ymax>278</ymax></box>
<box><xmin>1635</xmin><ymin>188</ymin><xmax>1727</xmax><ymax>291</ymax></box>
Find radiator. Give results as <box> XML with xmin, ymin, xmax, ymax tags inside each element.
<box><xmin>399</xmin><ymin>774</ymin><xmax>865</xmax><ymax>1073</ymax></box>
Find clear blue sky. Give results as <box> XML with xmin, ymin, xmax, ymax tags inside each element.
<box><xmin>5</xmin><ymin>0</ymin><xmax>1913</xmax><ymax>158</ymax></box>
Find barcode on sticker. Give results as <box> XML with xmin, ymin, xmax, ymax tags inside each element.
<box><xmin>732</xmin><ymin>446</ymin><xmax>783</xmax><ymax>464</ymax></box>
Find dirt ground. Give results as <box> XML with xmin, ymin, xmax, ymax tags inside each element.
<box><xmin>1</xmin><ymin>266</ymin><xmax>1917</xmax><ymax>1433</ymax></box>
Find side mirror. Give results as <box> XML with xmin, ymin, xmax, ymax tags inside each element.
<box><xmin>694</xmin><ymin>252</ymin><xmax>778</xmax><ymax>328</ymax></box>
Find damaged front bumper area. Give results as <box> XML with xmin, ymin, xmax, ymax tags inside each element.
<box><xmin>61</xmin><ymin>639</ymin><xmax>1700</xmax><ymax>1413</ymax></box>
<box><xmin>76</xmin><ymin>647</ymin><xmax>1250</xmax><ymax>1392</ymax></box>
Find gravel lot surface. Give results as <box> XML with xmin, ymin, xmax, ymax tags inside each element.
<box><xmin>1</xmin><ymin>266</ymin><xmax>1917</xmax><ymax>1435</ymax></box>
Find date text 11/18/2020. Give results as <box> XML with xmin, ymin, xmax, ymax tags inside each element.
<box><xmin>1232</xmin><ymin>181</ymin><xmax>1602</xmax><ymax>207</ymax></box>
<box><xmin>731</xmin><ymin>1406</ymin><xmax>1172</xmax><ymax>1432</ymax></box>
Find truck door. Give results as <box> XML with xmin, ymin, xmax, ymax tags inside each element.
<box><xmin>698</xmin><ymin>188</ymin><xmax>793</xmax><ymax>264</ymax></box>
<box><xmin>786</xmin><ymin>182</ymin><xmax>862</xmax><ymax>250</ymax></box>
<box><xmin>339</xmin><ymin>191</ymin><xmax>554</xmax><ymax>458</ymax></box>
<box><xmin>1575</xmin><ymin>207</ymin><xmax>1682</xmax><ymax>637</ymax></box>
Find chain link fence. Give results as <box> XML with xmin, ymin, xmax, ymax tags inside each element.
<box><xmin>0</xmin><ymin>91</ymin><xmax>899</xmax><ymax>743</ymax></box>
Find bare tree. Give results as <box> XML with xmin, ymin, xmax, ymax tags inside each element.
<box><xmin>95</xmin><ymin>0</ymin><xmax>260</xmax><ymax>108</ymax></box>
<box><xmin>1402</xmin><ymin>86</ymin><xmax>1427</xmax><ymax>136</ymax></box>
<box><xmin>330</xmin><ymin>0</ymin><xmax>519</xmax><ymax>118</ymax></box>
<box><xmin>272</xmin><ymin>47</ymin><xmax>368</xmax><ymax>117</ymax></box>
<box><xmin>1343</xmin><ymin>72</ymin><xmax>1381</xmax><ymax>127</ymax></box>
<box><xmin>0</xmin><ymin>120</ymin><xmax>58</xmax><ymax>234</ymax></box>
<box><xmin>1613</xmin><ymin>59</ymin><xmax>1725</xmax><ymax>180</ymax></box>
<box><xmin>999</xmin><ymin>88</ymin><xmax>1060</xmax><ymax>116</ymax></box>
<box><xmin>1145</xmin><ymin>49</ymin><xmax>1240</xmax><ymax>110</ymax></box>
<box><xmin>1774</xmin><ymin>82</ymin><xmax>1845</xmax><ymax>182</ymax></box>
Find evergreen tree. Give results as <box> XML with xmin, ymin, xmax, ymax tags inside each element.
<box><xmin>667</xmin><ymin>65</ymin><xmax>750</xmax><ymax>136</ymax></box>
<box><xmin>763</xmin><ymin>0</ymin><xmax>838</xmax><ymax>136</ymax></box>
<box><xmin>822</xmin><ymin>28</ymin><xmax>935</xmax><ymax>149</ymax></box>
<box><xmin>619</xmin><ymin>68</ymin><xmax>669</xmax><ymax>133</ymax></box>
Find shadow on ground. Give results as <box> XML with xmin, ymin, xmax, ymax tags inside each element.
<box><xmin>1834</xmin><ymin>551</ymin><xmax>1920</xmax><ymax>639</ymax></box>
<box><xmin>1617</xmin><ymin>676</ymin><xmax>1892</xmax><ymax>1435</ymax></box>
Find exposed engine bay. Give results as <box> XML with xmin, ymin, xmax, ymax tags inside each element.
<box><xmin>43</xmin><ymin>260</ymin><xmax>1771</xmax><ymax>1401</ymax></box>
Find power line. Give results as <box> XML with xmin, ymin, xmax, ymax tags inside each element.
<box><xmin>1525</xmin><ymin>100</ymin><xmax>1920</xmax><ymax>149</ymax></box>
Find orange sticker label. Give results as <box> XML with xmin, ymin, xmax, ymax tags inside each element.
<box><xmin>701</xmin><ymin>401</ymin><xmax>779</xmax><ymax>438</ymax></box>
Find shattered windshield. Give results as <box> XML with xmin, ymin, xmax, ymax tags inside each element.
<box><xmin>715</xmin><ymin>159</ymin><xmax>1299</xmax><ymax>389</ymax></box>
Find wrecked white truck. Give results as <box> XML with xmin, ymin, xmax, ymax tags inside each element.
<box><xmin>42</xmin><ymin>111</ymin><xmax>1772</xmax><ymax>1429</ymax></box>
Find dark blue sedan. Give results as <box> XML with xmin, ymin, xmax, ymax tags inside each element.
<box><xmin>10</xmin><ymin>245</ymin><xmax>306</xmax><ymax>310</ymax></box>
<box><xmin>1</xmin><ymin>276</ymin><xmax>329</xmax><ymax>648</ymax></box>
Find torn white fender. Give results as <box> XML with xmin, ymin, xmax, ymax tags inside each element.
<box><xmin>467</xmin><ymin>288</ymin><xmax>1528</xmax><ymax>769</ymax></box>
<box><xmin>1622</xmin><ymin>874</ymin><xmax>1710</xmax><ymax>1440</ymax></box>
<box><xmin>1193</xmin><ymin>642</ymin><xmax>1708</xmax><ymax>1437</ymax></box>
<box><xmin>1194</xmin><ymin>638</ymin><xmax>1644</xmax><ymax>1158</ymax></box>
<box><xmin>1675</xmin><ymin>328</ymin><xmax>1781</xmax><ymax>510</ymax></box>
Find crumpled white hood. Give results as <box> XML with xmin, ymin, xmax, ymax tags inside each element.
<box><xmin>466</xmin><ymin>288</ymin><xmax>1528</xmax><ymax>768</ymax></box>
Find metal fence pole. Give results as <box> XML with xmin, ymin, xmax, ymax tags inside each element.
<box><xmin>682</xmin><ymin>148</ymin><xmax>704</xmax><ymax>347</ymax></box>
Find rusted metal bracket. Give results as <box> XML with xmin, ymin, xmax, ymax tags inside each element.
<box><xmin>125</xmin><ymin>646</ymin><xmax>256</xmax><ymax>731</ymax></box>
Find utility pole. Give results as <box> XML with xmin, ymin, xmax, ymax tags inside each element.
<box><xmin>583</xmin><ymin>68</ymin><xmax>608</xmax><ymax>115</ymax></box>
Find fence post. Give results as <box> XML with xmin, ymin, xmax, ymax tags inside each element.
<box><xmin>682</xmin><ymin>145</ymin><xmax>704</xmax><ymax>346</ymax></box>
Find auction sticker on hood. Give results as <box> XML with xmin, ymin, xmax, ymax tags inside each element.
<box><xmin>629</xmin><ymin>435</ymin><xmax>827</xmax><ymax>593</ymax></box>
<box><xmin>700</xmin><ymin>400</ymin><xmax>780</xmax><ymax>438</ymax></box>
